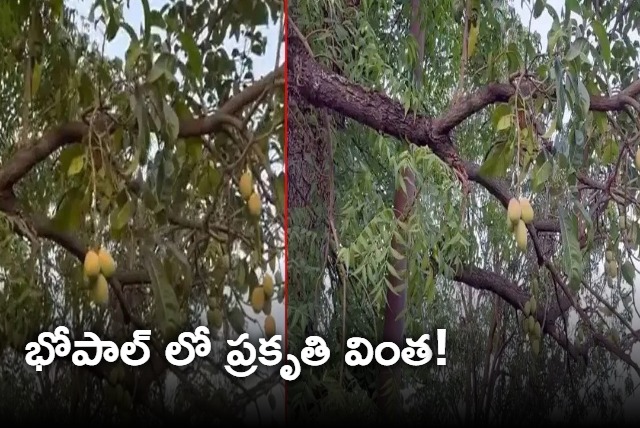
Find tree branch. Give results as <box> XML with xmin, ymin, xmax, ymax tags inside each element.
<box><xmin>30</xmin><ymin>214</ymin><xmax>149</xmax><ymax>285</ymax></box>
<box><xmin>434</xmin><ymin>77</ymin><xmax>640</xmax><ymax>135</ymax></box>
<box><xmin>290</xmin><ymin>21</ymin><xmax>640</xmax><ymax>372</ymax></box>
<box><xmin>0</xmin><ymin>66</ymin><xmax>283</xmax><ymax>192</ymax></box>
<box><xmin>453</xmin><ymin>263</ymin><xmax>640</xmax><ymax>370</ymax></box>
<box><xmin>0</xmin><ymin>64</ymin><xmax>285</xmax><ymax>305</ymax></box>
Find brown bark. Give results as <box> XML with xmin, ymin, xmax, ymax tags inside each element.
<box><xmin>286</xmin><ymin>11</ymin><xmax>336</xmax><ymax>342</ymax></box>
<box><xmin>285</xmin><ymin>8</ymin><xmax>341</xmax><ymax>422</ymax></box>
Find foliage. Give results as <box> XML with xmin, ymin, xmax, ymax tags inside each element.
<box><xmin>0</xmin><ymin>0</ymin><xmax>284</xmax><ymax>425</ymax></box>
<box><xmin>288</xmin><ymin>0</ymin><xmax>640</xmax><ymax>424</ymax></box>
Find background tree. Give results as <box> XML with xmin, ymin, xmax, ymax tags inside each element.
<box><xmin>287</xmin><ymin>0</ymin><xmax>640</xmax><ymax>425</ymax></box>
<box><xmin>0</xmin><ymin>0</ymin><xmax>285</xmax><ymax>425</ymax></box>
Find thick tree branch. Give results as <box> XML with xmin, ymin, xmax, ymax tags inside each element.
<box><xmin>453</xmin><ymin>264</ymin><xmax>586</xmax><ymax>361</ymax></box>
<box><xmin>453</xmin><ymin>263</ymin><xmax>640</xmax><ymax>371</ymax></box>
<box><xmin>289</xmin><ymin>34</ymin><xmax>458</xmax><ymax>167</ymax></box>
<box><xmin>434</xmin><ymin>83</ymin><xmax>515</xmax><ymax>135</ymax></box>
<box><xmin>0</xmin><ymin>66</ymin><xmax>283</xmax><ymax>191</ymax></box>
<box><xmin>290</xmin><ymin>24</ymin><xmax>640</xmax><ymax>372</ymax></box>
<box><xmin>434</xmin><ymin>77</ymin><xmax>640</xmax><ymax>135</ymax></box>
<box><xmin>289</xmin><ymin>31</ymin><xmax>591</xmax><ymax>238</ymax></box>
<box><xmin>454</xmin><ymin>264</ymin><xmax>571</xmax><ymax>326</ymax></box>
<box><xmin>0</xmin><ymin>122</ymin><xmax>89</xmax><ymax>190</ymax></box>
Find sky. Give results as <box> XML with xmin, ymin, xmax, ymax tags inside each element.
<box><xmin>65</xmin><ymin>0</ymin><xmax>284</xmax><ymax>425</ymax></box>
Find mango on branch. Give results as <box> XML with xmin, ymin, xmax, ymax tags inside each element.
<box><xmin>91</xmin><ymin>274</ymin><xmax>109</xmax><ymax>305</ymax></box>
<box><xmin>519</xmin><ymin>197</ymin><xmax>534</xmax><ymax>224</ymax></box>
<box><xmin>98</xmin><ymin>248</ymin><xmax>116</xmax><ymax>278</ymax></box>
<box><xmin>84</xmin><ymin>250</ymin><xmax>100</xmax><ymax>278</ymax></box>
<box><xmin>250</xmin><ymin>287</ymin><xmax>265</xmax><ymax>313</ymax></box>
<box><xmin>239</xmin><ymin>171</ymin><xmax>253</xmax><ymax>200</ymax></box>
<box><xmin>248</xmin><ymin>192</ymin><xmax>262</xmax><ymax>217</ymax></box>
<box><xmin>507</xmin><ymin>198</ymin><xmax>522</xmax><ymax>224</ymax></box>
<box><xmin>264</xmin><ymin>315</ymin><xmax>276</xmax><ymax>338</ymax></box>
<box><xmin>263</xmin><ymin>274</ymin><xmax>274</xmax><ymax>298</ymax></box>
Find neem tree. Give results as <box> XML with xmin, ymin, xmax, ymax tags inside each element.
<box><xmin>287</xmin><ymin>0</ymin><xmax>640</xmax><ymax>424</ymax></box>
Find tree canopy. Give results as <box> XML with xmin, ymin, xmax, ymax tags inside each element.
<box><xmin>287</xmin><ymin>0</ymin><xmax>640</xmax><ymax>425</ymax></box>
<box><xmin>0</xmin><ymin>0</ymin><xmax>284</xmax><ymax>425</ymax></box>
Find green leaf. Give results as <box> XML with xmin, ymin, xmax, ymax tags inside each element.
<box><xmin>163</xmin><ymin>239</ymin><xmax>193</xmax><ymax>290</ymax></box>
<box><xmin>566</xmin><ymin>37</ymin><xmax>588</xmax><ymax>61</ymax></box>
<box><xmin>548</xmin><ymin>28</ymin><xmax>564</xmax><ymax>54</ymax></box>
<box><xmin>559</xmin><ymin>206</ymin><xmax>583</xmax><ymax>292</ymax></box>
<box><xmin>106</xmin><ymin>17</ymin><xmax>119</xmax><ymax>41</ymax></box>
<box><xmin>58</xmin><ymin>144</ymin><xmax>85</xmax><ymax>175</ymax></box>
<box><xmin>162</xmin><ymin>100</ymin><xmax>180</xmax><ymax>142</ymax></box>
<box><xmin>52</xmin><ymin>189</ymin><xmax>86</xmax><ymax>232</ymax></box>
<box><xmin>130</xmin><ymin>92</ymin><xmax>150</xmax><ymax>160</ymax></box>
<box><xmin>141</xmin><ymin>0</ymin><xmax>151</xmax><ymax>44</ymax></box>
<box><xmin>197</xmin><ymin>164</ymin><xmax>221</xmax><ymax>197</ymax></box>
<box><xmin>67</xmin><ymin>155</ymin><xmax>84</xmax><ymax>176</ymax></box>
<box><xmin>486</xmin><ymin>52</ymin><xmax>495</xmax><ymax>81</ymax></box>
<box><xmin>591</xmin><ymin>20</ymin><xmax>610</xmax><ymax>66</ymax></box>
<box><xmin>492</xmin><ymin>104</ymin><xmax>511</xmax><ymax>129</ymax></box>
<box><xmin>112</xmin><ymin>200</ymin><xmax>134</xmax><ymax>230</ymax></box>
<box><xmin>532</xmin><ymin>160</ymin><xmax>552</xmax><ymax>190</ymax></box>
<box><xmin>621</xmin><ymin>261</ymin><xmax>635</xmax><ymax>287</ymax></box>
<box><xmin>533</xmin><ymin>0</ymin><xmax>546</xmax><ymax>18</ymax></box>
<box><xmin>479</xmin><ymin>141</ymin><xmax>512</xmax><ymax>177</ymax></box>
<box><xmin>565</xmin><ymin>0</ymin><xmax>580</xmax><ymax>13</ymax></box>
<box><xmin>178</xmin><ymin>31</ymin><xmax>203</xmax><ymax>79</ymax></box>
<box><xmin>554</xmin><ymin>57</ymin><xmax>565</xmax><ymax>126</ymax></box>
<box><xmin>390</xmin><ymin>247</ymin><xmax>404</xmax><ymax>260</ymax></box>
<box><xmin>147</xmin><ymin>10</ymin><xmax>166</xmax><ymax>29</ymax></box>
<box><xmin>425</xmin><ymin>268</ymin><xmax>436</xmax><ymax>304</ymax></box>
<box><xmin>78</xmin><ymin>72</ymin><xmax>94</xmax><ymax>106</ymax></box>
<box><xmin>143</xmin><ymin>250</ymin><xmax>182</xmax><ymax>339</ymax></box>
<box><xmin>577</xmin><ymin>79</ymin><xmax>590</xmax><ymax>115</ymax></box>
<box><xmin>496</xmin><ymin>114</ymin><xmax>512</xmax><ymax>131</ymax></box>
<box><xmin>386</xmin><ymin>262</ymin><xmax>401</xmax><ymax>282</ymax></box>
<box><xmin>147</xmin><ymin>60</ymin><xmax>166</xmax><ymax>83</ymax></box>
<box><xmin>125</xmin><ymin>41</ymin><xmax>143</xmax><ymax>74</ymax></box>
